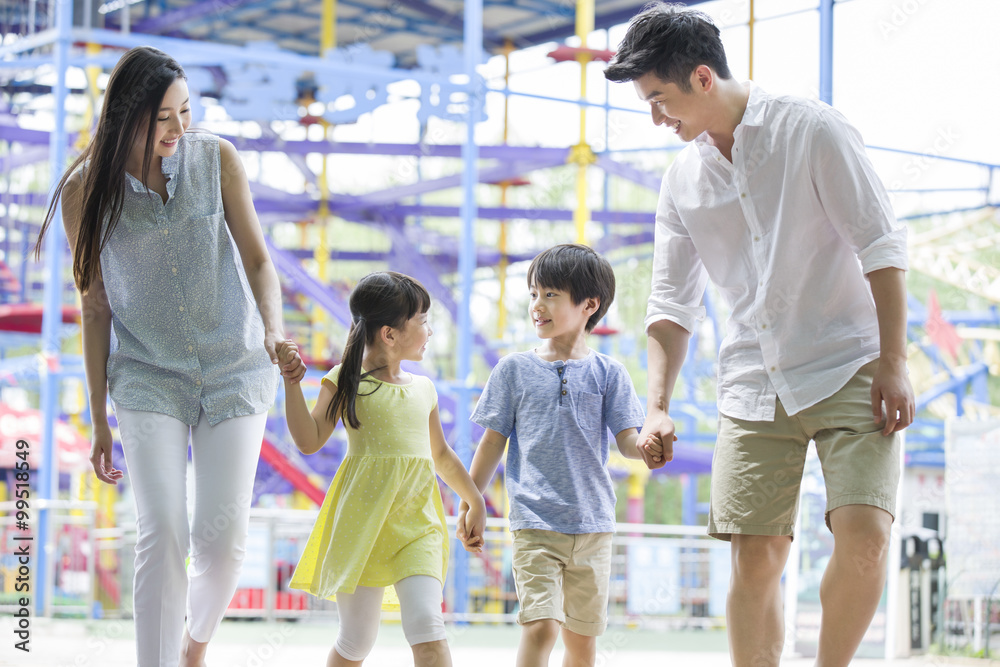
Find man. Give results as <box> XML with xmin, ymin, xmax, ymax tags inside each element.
<box><xmin>604</xmin><ymin>5</ymin><xmax>914</xmax><ymax>666</ymax></box>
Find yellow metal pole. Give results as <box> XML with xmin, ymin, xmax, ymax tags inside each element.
<box><xmin>312</xmin><ymin>0</ymin><xmax>336</xmax><ymax>362</ymax></box>
<box><xmin>321</xmin><ymin>0</ymin><xmax>337</xmax><ymax>56</ymax></box>
<box><xmin>497</xmin><ymin>40</ymin><xmax>514</xmax><ymax>338</ymax></box>
<box><xmin>573</xmin><ymin>0</ymin><xmax>595</xmax><ymax>245</ymax></box>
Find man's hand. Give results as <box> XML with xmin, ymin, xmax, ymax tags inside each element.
<box><xmin>640</xmin><ymin>432</ymin><xmax>677</xmax><ymax>470</ymax></box>
<box><xmin>639</xmin><ymin>411</ymin><xmax>676</xmax><ymax>463</ymax></box>
<box><xmin>871</xmin><ymin>356</ymin><xmax>914</xmax><ymax>435</ymax></box>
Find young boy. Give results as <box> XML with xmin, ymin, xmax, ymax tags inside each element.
<box><xmin>603</xmin><ymin>5</ymin><xmax>913</xmax><ymax>666</ymax></box>
<box><xmin>457</xmin><ymin>243</ymin><xmax>664</xmax><ymax>667</ymax></box>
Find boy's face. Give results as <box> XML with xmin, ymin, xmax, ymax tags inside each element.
<box><xmin>633</xmin><ymin>69</ymin><xmax>708</xmax><ymax>143</ymax></box>
<box><xmin>528</xmin><ymin>283</ymin><xmax>596</xmax><ymax>340</ymax></box>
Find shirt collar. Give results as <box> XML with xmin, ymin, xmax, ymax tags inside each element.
<box><xmin>741</xmin><ymin>82</ymin><xmax>767</xmax><ymax>128</ymax></box>
<box><xmin>692</xmin><ymin>81</ymin><xmax>765</xmax><ymax>152</ymax></box>
<box><xmin>125</xmin><ymin>139</ymin><xmax>181</xmax><ymax>192</ymax></box>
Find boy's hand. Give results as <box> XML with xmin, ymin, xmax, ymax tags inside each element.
<box><xmin>464</xmin><ymin>498</ymin><xmax>486</xmax><ymax>553</ymax></box>
<box><xmin>276</xmin><ymin>339</ymin><xmax>307</xmax><ymax>384</ymax></box>
<box><xmin>640</xmin><ymin>433</ymin><xmax>676</xmax><ymax>470</ymax></box>
<box><xmin>456</xmin><ymin>499</ymin><xmax>486</xmax><ymax>553</ymax></box>
<box><xmin>639</xmin><ymin>412</ymin><xmax>675</xmax><ymax>463</ymax></box>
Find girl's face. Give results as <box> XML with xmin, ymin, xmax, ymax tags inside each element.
<box><xmin>393</xmin><ymin>311</ymin><xmax>433</xmax><ymax>361</ymax></box>
<box><xmin>134</xmin><ymin>78</ymin><xmax>191</xmax><ymax>164</ymax></box>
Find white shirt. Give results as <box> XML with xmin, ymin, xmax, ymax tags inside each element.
<box><xmin>646</xmin><ymin>84</ymin><xmax>907</xmax><ymax>421</ymax></box>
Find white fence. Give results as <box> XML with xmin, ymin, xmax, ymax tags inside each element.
<box><xmin>1</xmin><ymin>502</ymin><xmax>730</xmax><ymax>628</ymax></box>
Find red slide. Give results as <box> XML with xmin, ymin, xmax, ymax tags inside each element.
<box><xmin>259</xmin><ymin>438</ymin><xmax>327</xmax><ymax>505</ymax></box>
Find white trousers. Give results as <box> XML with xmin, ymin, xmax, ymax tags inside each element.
<box><xmin>335</xmin><ymin>575</ymin><xmax>448</xmax><ymax>661</ymax></box>
<box><xmin>115</xmin><ymin>406</ymin><xmax>266</xmax><ymax>667</ymax></box>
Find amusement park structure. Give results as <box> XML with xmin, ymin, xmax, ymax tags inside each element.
<box><xmin>0</xmin><ymin>0</ymin><xmax>997</xmax><ymax>630</ymax></box>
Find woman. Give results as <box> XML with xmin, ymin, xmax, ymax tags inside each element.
<box><xmin>35</xmin><ymin>46</ymin><xmax>304</xmax><ymax>666</ymax></box>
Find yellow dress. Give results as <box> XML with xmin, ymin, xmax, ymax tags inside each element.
<box><xmin>289</xmin><ymin>366</ymin><xmax>449</xmax><ymax>608</ymax></box>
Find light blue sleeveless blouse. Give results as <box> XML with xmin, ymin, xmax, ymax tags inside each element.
<box><xmin>100</xmin><ymin>132</ymin><xmax>278</xmax><ymax>426</ymax></box>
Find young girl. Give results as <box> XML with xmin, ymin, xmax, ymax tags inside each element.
<box><xmin>278</xmin><ymin>271</ymin><xmax>486</xmax><ymax>667</ymax></box>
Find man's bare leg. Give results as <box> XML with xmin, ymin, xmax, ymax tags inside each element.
<box><xmin>816</xmin><ymin>505</ymin><xmax>892</xmax><ymax>667</ymax></box>
<box><xmin>728</xmin><ymin>535</ymin><xmax>791</xmax><ymax>667</ymax></box>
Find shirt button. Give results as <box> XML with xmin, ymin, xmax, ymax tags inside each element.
<box><xmin>561</xmin><ymin>390</ymin><xmax>567</xmax><ymax>396</ymax></box>
<box><xmin>562</xmin><ymin>379</ymin><xmax>567</xmax><ymax>384</ymax></box>
<box><xmin>195</xmin><ymin>380</ymin><xmax>202</xmax><ymax>386</ymax></box>
<box><xmin>172</xmin><ymin>267</ymin><xmax>178</xmax><ymax>274</ymax></box>
<box><xmin>740</xmin><ymin>193</ymin><xmax>747</xmax><ymax>198</ymax></box>
<box><xmin>179</xmin><ymin>305</ymin><xmax>185</xmax><ymax>312</ymax></box>
<box><xmin>558</xmin><ymin>368</ymin><xmax>563</xmax><ymax>374</ymax></box>
<box><xmin>163</xmin><ymin>229</ymin><xmax>168</xmax><ymax>236</ymax></box>
<box><xmin>761</xmin><ymin>324</ymin><xmax>767</xmax><ymax>330</ymax></box>
<box><xmin>754</xmin><ymin>235</ymin><xmax>760</xmax><ymax>241</ymax></box>
<box><xmin>770</xmin><ymin>366</ymin><xmax>776</xmax><ymax>372</ymax></box>
<box><xmin>187</xmin><ymin>345</ymin><xmax>193</xmax><ymax>352</ymax></box>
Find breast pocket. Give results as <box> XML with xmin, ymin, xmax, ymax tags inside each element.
<box><xmin>576</xmin><ymin>391</ymin><xmax>604</xmax><ymax>431</ymax></box>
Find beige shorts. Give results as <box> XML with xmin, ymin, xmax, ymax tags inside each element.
<box><xmin>708</xmin><ymin>360</ymin><xmax>900</xmax><ymax>541</ymax></box>
<box><xmin>511</xmin><ymin>529</ymin><xmax>613</xmax><ymax>637</ymax></box>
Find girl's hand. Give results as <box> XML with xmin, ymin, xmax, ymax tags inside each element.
<box><xmin>276</xmin><ymin>338</ymin><xmax>307</xmax><ymax>384</ymax></box>
<box><xmin>462</xmin><ymin>497</ymin><xmax>487</xmax><ymax>553</ymax></box>
<box><xmin>90</xmin><ymin>421</ymin><xmax>123</xmax><ymax>485</ymax></box>
<box><xmin>456</xmin><ymin>500</ymin><xmax>483</xmax><ymax>553</ymax></box>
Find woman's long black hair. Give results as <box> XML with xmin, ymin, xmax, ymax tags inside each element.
<box><xmin>330</xmin><ymin>272</ymin><xmax>431</xmax><ymax>429</ymax></box>
<box><xmin>34</xmin><ymin>46</ymin><xmax>186</xmax><ymax>294</ymax></box>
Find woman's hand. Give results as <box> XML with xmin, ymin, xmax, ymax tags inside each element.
<box><xmin>275</xmin><ymin>337</ymin><xmax>307</xmax><ymax>384</ymax></box>
<box><xmin>90</xmin><ymin>420</ymin><xmax>123</xmax><ymax>485</ymax></box>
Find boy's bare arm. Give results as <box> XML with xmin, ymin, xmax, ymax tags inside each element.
<box><xmin>615</xmin><ymin>428</ymin><xmax>670</xmax><ymax>470</ymax></box>
<box><xmin>456</xmin><ymin>428</ymin><xmax>507</xmax><ymax>543</ymax></box>
<box><xmin>467</xmin><ymin>428</ymin><xmax>508</xmax><ymax>493</ymax></box>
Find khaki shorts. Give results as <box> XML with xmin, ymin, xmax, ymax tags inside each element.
<box><xmin>511</xmin><ymin>529</ymin><xmax>613</xmax><ymax>637</ymax></box>
<box><xmin>708</xmin><ymin>360</ymin><xmax>900</xmax><ymax>541</ymax></box>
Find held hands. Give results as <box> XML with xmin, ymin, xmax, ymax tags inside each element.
<box><xmin>274</xmin><ymin>338</ymin><xmax>307</xmax><ymax>384</ymax></box>
<box><xmin>456</xmin><ymin>498</ymin><xmax>486</xmax><ymax>553</ymax></box>
<box><xmin>640</xmin><ymin>432</ymin><xmax>677</xmax><ymax>470</ymax></box>
<box><xmin>871</xmin><ymin>356</ymin><xmax>915</xmax><ymax>435</ymax></box>
<box><xmin>638</xmin><ymin>412</ymin><xmax>676</xmax><ymax>470</ymax></box>
<box><xmin>90</xmin><ymin>420</ymin><xmax>123</xmax><ymax>485</ymax></box>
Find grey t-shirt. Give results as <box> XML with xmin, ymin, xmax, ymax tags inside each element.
<box><xmin>471</xmin><ymin>350</ymin><xmax>645</xmax><ymax>534</ymax></box>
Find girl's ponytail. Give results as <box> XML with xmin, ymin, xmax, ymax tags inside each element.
<box><xmin>329</xmin><ymin>316</ymin><xmax>367</xmax><ymax>429</ymax></box>
<box><xmin>327</xmin><ymin>271</ymin><xmax>431</xmax><ymax>430</ymax></box>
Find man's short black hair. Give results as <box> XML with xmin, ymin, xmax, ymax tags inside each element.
<box><xmin>604</xmin><ymin>2</ymin><xmax>732</xmax><ymax>91</ymax></box>
<box><xmin>527</xmin><ymin>244</ymin><xmax>615</xmax><ymax>333</ymax></box>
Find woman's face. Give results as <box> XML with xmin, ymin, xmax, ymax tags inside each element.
<box><xmin>135</xmin><ymin>78</ymin><xmax>191</xmax><ymax>163</ymax></box>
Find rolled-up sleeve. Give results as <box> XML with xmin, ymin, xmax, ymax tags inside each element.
<box><xmin>810</xmin><ymin>108</ymin><xmax>908</xmax><ymax>275</ymax></box>
<box><xmin>645</xmin><ymin>176</ymin><xmax>709</xmax><ymax>333</ymax></box>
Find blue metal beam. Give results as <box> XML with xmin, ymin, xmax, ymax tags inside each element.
<box><xmin>819</xmin><ymin>0</ymin><xmax>834</xmax><ymax>105</ymax></box>
<box><xmin>451</xmin><ymin>0</ymin><xmax>482</xmax><ymax>620</ymax></box>
<box><xmin>131</xmin><ymin>0</ymin><xmax>259</xmax><ymax>34</ymax></box>
<box><xmin>37</xmin><ymin>0</ymin><xmax>71</xmax><ymax>618</ymax></box>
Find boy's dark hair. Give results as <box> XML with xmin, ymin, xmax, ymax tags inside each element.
<box><xmin>604</xmin><ymin>2</ymin><xmax>732</xmax><ymax>91</ymax></box>
<box><xmin>527</xmin><ymin>244</ymin><xmax>615</xmax><ymax>333</ymax></box>
<box><xmin>330</xmin><ymin>271</ymin><xmax>431</xmax><ymax>429</ymax></box>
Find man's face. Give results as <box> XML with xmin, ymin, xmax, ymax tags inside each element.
<box><xmin>633</xmin><ymin>70</ymin><xmax>706</xmax><ymax>143</ymax></box>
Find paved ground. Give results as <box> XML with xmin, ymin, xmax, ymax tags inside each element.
<box><xmin>0</xmin><ymin>617</ymin><xmax>972</xmax><ymax>666</ymax></box>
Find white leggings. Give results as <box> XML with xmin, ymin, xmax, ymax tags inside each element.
<box><xmin>334</xmin><ymin>575</ymin><xmax>448</xmax><ymax>661</ymax></box>
<box><xmin>115</xmin><ymin>406</ymin><xmax>266</xmax><ymax>667</ymax></box>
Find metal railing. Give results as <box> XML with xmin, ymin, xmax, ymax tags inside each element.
<box><xmin>1</xmin><ymin>503</ymin><xmax>730</xmax><ymax>628</ymax></box>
